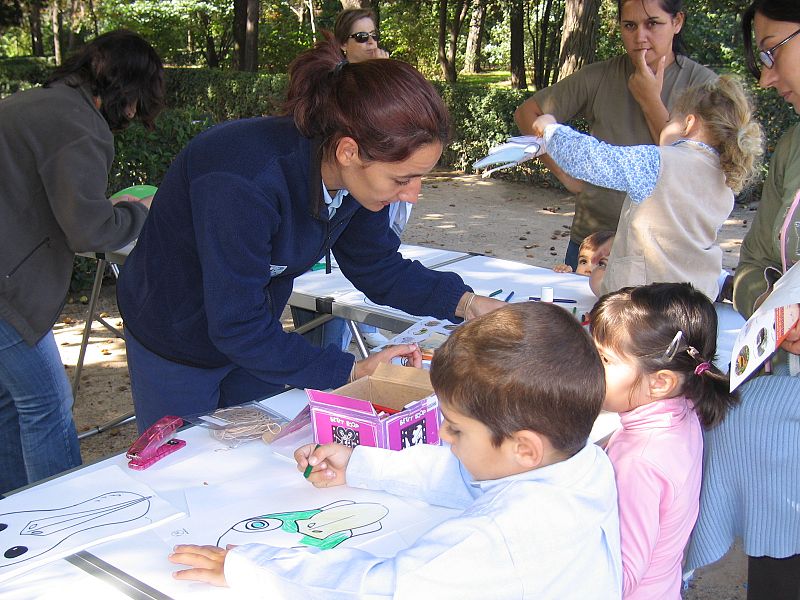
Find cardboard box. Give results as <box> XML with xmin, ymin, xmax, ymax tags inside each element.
<box><xmin>307</xmin><ymin>363</ymin><xmax>440</xmax><ymax>451</ymax></box>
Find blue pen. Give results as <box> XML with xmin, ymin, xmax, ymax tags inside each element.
<box><xmin>528</xmin><ymin>296</ymin><xmax>577</xmax><ymax>304</ymax></box>
<box><xmin>504</xmin><ymin>291</ymin><xmax>515</xmax><ymax>302</ymax></box>
<box><xmin>488</xmin><ymin>289</ymin><xmax>503</xmax><ymax>298</ymax></box>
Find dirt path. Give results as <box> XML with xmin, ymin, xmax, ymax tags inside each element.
<box><xmin>57</xmin><ymin>171</ymin><xmax>752</xmax><ymax>598</ymax></box>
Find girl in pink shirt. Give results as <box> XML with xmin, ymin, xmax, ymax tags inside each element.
<box><xmin>590</xmin><ymin>282</ymin><xmax>738</xmax><ymax>599</ymax></box>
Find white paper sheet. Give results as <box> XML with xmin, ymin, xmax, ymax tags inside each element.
<box><xmin>164</xmin><ymin>466</ymin><xmax>457</xmax><ymax>558</ymax></box>
<box><xmin>0</xmin><ymin>465</ymin><xmax>184</xmax><ymax>584</ymax></box>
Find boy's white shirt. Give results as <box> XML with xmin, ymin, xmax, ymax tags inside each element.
<box><xmin>224</xmin><ymin>443</ymin><xmax>622</xmax><ymax>599</ymax></box>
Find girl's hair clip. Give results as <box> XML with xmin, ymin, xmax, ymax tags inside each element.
<box><xmin>663</xmin><ymin>331</ymin><xmax>683</xmax><ymax>361</ymax></box>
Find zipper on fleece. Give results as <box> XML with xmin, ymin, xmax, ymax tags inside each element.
<box><xmin>6</xmin><ymin>237</ymin><xmax>50</xmax><ymax>278</ymax></box>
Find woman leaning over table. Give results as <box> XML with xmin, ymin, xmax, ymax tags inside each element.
<box><xmin>291</xmin><ymin>8</ymin><xmax>406</xmax><ymax>350</ymax></box>
<box><xmin>686</xmin><ymin>1</ymin><xmax>800</xmax><ymax>598</ymax></box>
<box><xmin>0</xmin><ymin>30</ymin><xmax>163</xmax><ymax>495</ymax></box>
<box><xmin>116</xmin><ymin>34</ymin><xmax>504</xmax><ymax>434</ymax></box>
<box><xmin>515</xmin><ymin>0</ymin><xmax>716</xmax><ymax>270</ymax></box>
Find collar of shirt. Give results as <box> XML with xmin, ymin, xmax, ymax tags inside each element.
<box><xmin>672</xmin><ymin>138</ymin><xmax>719</xmax><ymax>156</ymax></box>
<box><xmin>322</xmin><ymin>183</ymin><xmax>348</xmax><ymax>219</ymax></box>
<box><xmin>619</xmin><ymin>395</ymin><xmax>694</xmax><ymax>431</ymax></box>
<box><xmin>468</xmin><ymin>442</ymin><xmax>605</xmax><ymax>493</ymax></box>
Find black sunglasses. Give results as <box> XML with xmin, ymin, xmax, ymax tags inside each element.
<box><xmin>349</xmin><ymin>31</ymin><xmax>379</xmax><ymax>44</ymax></box>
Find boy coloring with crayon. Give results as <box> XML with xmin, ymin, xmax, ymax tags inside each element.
<box><xmin>170</xmin><ymin>302</ymin><xmax>623</xmax><ymax>599</ymax></box>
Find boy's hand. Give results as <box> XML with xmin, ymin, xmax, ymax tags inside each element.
<box><xmin>169</xmin><ymin>544</ymin><xmax>229</xmax><ymax>586</ymax></box>
<box><xmin>295</xmin><ymin>443</ymin><xmax>353</xmax><ymax>487</ymax></box>
<box><xmin>553</xmin><ymin>263</ymin><xmax>573</xmax><ymax>273</ymax></box>
<box><xmin>531</xmin><ymin>114</ymin><xmax>557</xmax><ymax>138</ymax></box>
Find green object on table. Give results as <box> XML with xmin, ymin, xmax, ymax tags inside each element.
<box><xmin>310</xmin><ymin>262</ymin><xmax>327</xmax><ymax>271</ymax></box>
<box><xmin>110</xmin><ymin>184</ymin><xmax>158</xmax><ymax>200</ymax></box>
<box><xmin>303</xmin><ymin>444</ymin><xmax>322</xmax><ymax>478</ymax></box>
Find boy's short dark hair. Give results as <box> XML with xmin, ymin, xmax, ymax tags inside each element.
<box><xmin>580</xmin><ymin>230</ymin><xmax>615</xmax><ymax>254</ymax></box>
<box><xmin>430</xmin><ymin>302</ymin><xmax>605</xmax><ymax>456</ymax></box>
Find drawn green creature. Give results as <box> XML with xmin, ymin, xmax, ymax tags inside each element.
<box><xmin>216</xmin><ymin>500</ymin><xmax>388</xmax><ymax>550</ymax></box>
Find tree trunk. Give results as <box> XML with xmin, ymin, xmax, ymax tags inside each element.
<box><xmin>51</xmin><ymin>0</ymin><xmax>62</xmax><ymax>64</ymax></box>
<box><xmin>233</xmin><ymin>0</ymin><xmax>246</xmax><ymax>69</ymax></box>
<box><xmin>200</xmin><ymin>11</ymin><xmax>220</xmax><ymax>68</ymax></box>
<box><xmin>29</xmin><ymin>0</ymin><xmax>44</xmax><ymax>57</ymax></box>
<box><xmin>243</xmin><ymin>0</ymin><xmax>259</xmax><ymax>72</ymax></box>
<box><xmin>557</xmin><ymin>0</ymin><xmax>599</xmax><ymax>81</ymax></box>
<box><xmin>463</xmin><ymin>0</ymin><xmax>486</xmax><ymax>74</ymax></box>
<box><xmin>87</xmin><ymin>0</ymin><xmax>98</xmax><ymax>36</ymax></box>
<box><xmin>510</xmin><ymin>0</ymin><xmax>526</xmax><ymax>89</ymax></box>
<box><xmin>437</xmin><ymin>0</ymin><xmax>467</xmax><ymax>83</ymax></box>
<box><xmin>530</xmin><ymin>0</ymin><xmax>556</xmax><ymax>89</ymax></box>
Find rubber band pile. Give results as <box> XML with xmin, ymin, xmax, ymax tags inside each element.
<box><xmin>208</xmin><ymin>406</ymin><xmax>283</xmax><ymax>446</ymax></box>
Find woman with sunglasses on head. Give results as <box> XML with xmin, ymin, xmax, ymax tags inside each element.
<box><xmin>334</xmin><ymin>8</ymin><xmax>388</xmax><ymax>62</ymax></box>
<box><xmin>116</xmin><ymin>34</ymin><xmax>503</xmax><ymax>434</ymax></box>
<box><xmin>685</xmin><ymin>2</ymin><xmax>800</xmax><ymax>597</ymax></box>
<box><xmin>515</xmin><ymin>0</ymin><xmax>716</xmax><ymax>271</ymax></box>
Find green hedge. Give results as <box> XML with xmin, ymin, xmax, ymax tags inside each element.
<box><xmin>4</xmin><ymin>57</ymin><xmax>797</xmax><ymax>290</ymax></box>
<box><xmin>164</xmin><ymin>68</ymin><xmax>288</xmax><ymax>122</ymax></box>
<box><xmin>4</xmin><ymin>58</ymin><xmax>796</xmax><ymax>189</ymax></box>
<box><xmin>0</xmin><ymin>56</ymin><xmax>54</xmax><ymax>95</ymax></box>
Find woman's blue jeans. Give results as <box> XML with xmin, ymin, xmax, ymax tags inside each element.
<box><xmin>0</xmin><ymin>318</ymin><xmax>81</xmax><ymax>494</ymax></box>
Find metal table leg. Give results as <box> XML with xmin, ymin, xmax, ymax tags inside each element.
<box><xmin>72</xmin><ymin>258</ymin><xmax>107</xmax><ymax>398</ymax></box>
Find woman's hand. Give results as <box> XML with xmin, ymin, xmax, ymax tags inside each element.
<box><xmin>456</xmin><ymin>292</ymin><xmax>506</xmax><ymax>321</ymax></box>
<box><xmin>780</xmin><ymin>318</ymin><xmax>800</xmax><ymax>355</ymax></box>
<box><xmin>628</xmin><ymin>51</ymin><xmax>665</xmax><ymax>106</ymax></box>
<box><xmin>111</xmin><ymin>193</ymin><xmax>154</xmax><ymax>209</ymax></box>
<box><xmin>295</xmin><ymin>442</ymin><xmax>354</xmax><ymax>487</ymax></box>
<box><xmin>169</xmin><ymin>545</ymin><xmax>229</xmax><ymax>586</ymax></box>
<box><xmin>628</xmin><ymin>51</ymin><xmax>670</xmax><ymax>141</ymax></box>
<box><xmin>353</xmin><ymin>343</ymin><xmax>422</xmax><ymax>379</ymax></box>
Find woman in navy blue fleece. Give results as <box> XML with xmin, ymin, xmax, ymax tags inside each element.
<box><xmin>117</xmin><ymin>35</ymin><xmax>503</xmax><ymax>432</ymax></box>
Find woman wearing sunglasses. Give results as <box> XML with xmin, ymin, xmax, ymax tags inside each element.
<box><xmin>515</xmin><ymin>0</ymin><xmax>716</xmax><ymax>272</ymax></box>
<box><xmin>116</xmin><ymin>35</ymin><xmax>503</xmax><ymax>434</ymax></box>
<box><xmin>686</xmin><ymin>2</ymin><xmax>800</xmax><ymax>598</ymax></box>
<box><xmin>334</xmin><ymin>8</ymin><xmax>388</xmax><ymax>62</ymax></box>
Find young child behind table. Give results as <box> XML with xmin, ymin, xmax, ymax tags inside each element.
<box><xmin>533</xmin><ymin>76</ymin><xmax>763</xmax><ymax>301</ymax></box>
<box><xmin>590</xmin><ymin>282</ymin><xmax>739</xmax><ymax>600</ymax></box>
<box><xmin>554</xmin><ymin>230</ymin><xmax>615</xmax><ymax>276</ymax></box>
<box><xmin>169</xmin><ymin>302</ymin><xmax>623</xmax><ymax>599</ymax></box>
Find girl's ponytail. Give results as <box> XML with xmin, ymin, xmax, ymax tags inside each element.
<box><xmin>282</xmin><ymin>31</ymin><xmax>449</xmax><ymax>165</ymax></box>
<box><xmin>680</xmin><ymin>349</ymin><xmax>739</xmax><ymax>428</ymax></box>
<box><xmin>673</xmin><ymin>75</ymin><xmax>764</xmax><ymax>194</ymax></box>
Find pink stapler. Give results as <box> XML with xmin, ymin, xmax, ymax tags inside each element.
<box><xmin>126</xmin><ymin>415</ymin><xmax>186</xmax><ymax>470</ymax></box>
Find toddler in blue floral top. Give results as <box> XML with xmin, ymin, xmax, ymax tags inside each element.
<box><xmin>532</xmin><ymin>76</ymin><xmax>763</xmax><ymax>300</ymax></box>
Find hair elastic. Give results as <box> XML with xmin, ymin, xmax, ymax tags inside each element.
<box><xmin>694</xmin><ymin>362</ymin><xmax>711</xmax><ymax>376</ymax></box>
<box><xmin>333</xmin><ymin>59</ymin><xmax>349</xmax><ymax>75</ymax></box>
